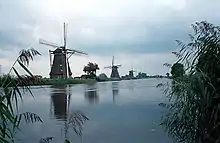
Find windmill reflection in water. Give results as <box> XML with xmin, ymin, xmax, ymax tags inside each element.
<box><xmin>50</xmin><ymin>85</ymin><xmax>71</xmax><ymax>120</ymax></box>
<box><xmin>50</xmin><ymin>85</ymin><xmax>88</xmax><ymax>141</ymax></box>
<box><xmin>84</xmin><ymin>83</ymin><xmax>99</xmax><ymax>104</ymax></box>
<box><xmin>112</xmin><ymin>82</ymin><xmax>119</xmax><ymax>103</ymax></box>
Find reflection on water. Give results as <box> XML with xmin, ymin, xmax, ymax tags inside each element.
<box><xmin>112</xmin><ymin>82</ymin><xmax>119</xmax><ymax>103</ymax></box>
<box><xmin>50</xmin><ymin>85</ymin><xmax>71</xmax><ymax>120</ymax></box>
<box><xmin>18</xmin><ymin>79</ymin><xmax>172</xmax><ymax>143</ymax></box>
<box><xmin>84</xmin><ymin>83</ymin><xmax>99</xmax><ymax>104</ymax></box>
<box><xmin>128</xmin><ymin>80</ymin><xmax>135</xmax><ymax>91</ymax></box>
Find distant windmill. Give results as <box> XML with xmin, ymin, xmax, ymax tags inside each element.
<box><xmin>39</xmin><ymin>23</ymin><xmax>88</xmax><ymax>78</ymax></box>
<box><xmin>104</xmin><ymin>56</ymin><xmax>121</xmax><ymax>79</ymax></box>
<box><xmin>129</xmin><ymin>64</ymin><xmax>136</xmax><ymax>78</ymax></box>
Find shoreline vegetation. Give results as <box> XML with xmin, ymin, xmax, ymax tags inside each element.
<box><xmin>159</xmin><ymin>21</ymin><xmax>220</xmax><ymax>143</ymax></box>
<box><xmin>0</xmin><ymin>48</ymin><xmax>89</xmax><ymax>143</ymax></box>
<box><xmin>0</xmin><ymin>74</ymin><xmax>170</xmax><ymax>86</ymax></box>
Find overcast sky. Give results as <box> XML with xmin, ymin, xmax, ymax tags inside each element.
<box><xmin>0</xmin><ymin>0</ymin><xmax>220</xmax><ymax>77</ymax></box>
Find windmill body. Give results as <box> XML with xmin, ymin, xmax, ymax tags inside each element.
<box><xmin>111</xmin><ymin>66</ymin><xmax>120</xmax><ymax>78</ymax></box>
<box><xmin>105</xmin><ymin>56</ymin><xmax>121</xmax><ymax>79</ymax></box>
<box><xmin>50</xmin><ymin>49</ymin><xmax>72</xmax><ymax>78</ymax></box>
<box><xmin>39</xmin><ymin>23</ymin><xmax>87</xmax><ymax>78</ymax></box>
<box><xmin>129</xmin><ymin>70</ymin><xmax>134</xmax><ymax>78</ymax></box>
<box><xmin>128</xmin><ymin>64</ymin><xmax>136</xmax><ymax>78</ymax></box>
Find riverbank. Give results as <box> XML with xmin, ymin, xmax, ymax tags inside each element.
<box><xmin>0</xmin><ymin>75</ymin><xmax>97</xmax><ymax>86</ymax></box>
<box><xmin>38</xmin><ymin>78</ymin><xmax>97</xmax><ymax>85</ymax></box>
<box><xmin>0</xmin><ymin>75</ymin><xmax>170</xmax><ymax>86</ymax></box>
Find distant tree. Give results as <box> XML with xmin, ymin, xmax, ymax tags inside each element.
<box><xmin>136</xmin><ymin>72</ymin><xmax>147</xmax><ymax>78</ymax></box>
<box><xmin>83</xmin><ymin>62</ymin><xmax>99</xmax><ymax>78</ymax></box>
<box><xmin>171</xmin><ymin>63</ymin><xmax>184</xmax><ymax>78</ymax></box>
<box><xmin>98</xmin><ymin>73</ymin><xmax>107</xmax><ymax>78</ymax></box>
<box><xmin>96</xmin><ymin>73</ymin><xmax>108</xmax><ymax>81</ymax></box>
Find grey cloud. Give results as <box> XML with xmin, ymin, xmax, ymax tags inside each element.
<box><xmin>0</xmin><ymin>0</ymin><xmax>220</xmax><ymax>57</ymax></box>
<box><xmin>1</xmin><ymin>0</ymin><xmax>220</xmax><ymax>76</ymax></box>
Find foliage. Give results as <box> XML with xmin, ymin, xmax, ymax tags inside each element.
<box><xmin>35</xmin><ymin>78</ymin><xmax>96</xmax><ymax>85</ymax></box>
<box><xmin>136</xmin><ymin>72</ymin><xmax>147</xmax><ymax>79</ymax></box>
<box><xmin>0</xmin><ymin>48</ymin><xmax>89</xmax><ymax>143</ymax></box>
<box><xmin>0</xmin><ymin>48</ymin><xmax>42</xmax><ymax>143</ymax></box>
<box><xmin>64</xmin><ymin>111</ymin><xmax>89</xmax><ymax>137</ymax></box>
<box><xmin>83</xmin><ymin>62</ymin><xmax>99</xmax><ymax>78</ymax></box>
<box><xmin>39</xmin><ymin>137</ymin><xmax>54</xmax><ymax>143</ymax></box>
<box><xmin>0</xmin><ymin>76</ymin><xmax>97</xmax><ymax>86</ymax></box>
<box><xmin>171</xmin><ymin>63</ymin><xmax>185</xmax><ymax>78</ymax></box>
<box><xmin>160</xmin><ymin>21</ymin><xmax>220</xmax><ymax>143</ymax></box>
<box><xmin>96</xmin><ymin>73</ymin><xmax>109</xmax><ymax>82</ymax></box>
<box><xmin>40</xmin><ymin>111</ymin><xmax>89</xmax><ymax>143</ymax></box>
<box><xmin>98</xmin><ymin>73</ymin><xmax>107</xmax><ymax>78</ymax></box>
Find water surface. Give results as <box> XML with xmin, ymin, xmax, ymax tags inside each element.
<box><xmin>17</xmin><ymin>79</ymin><xmax>172</xmax><ymax>143</ymax></box>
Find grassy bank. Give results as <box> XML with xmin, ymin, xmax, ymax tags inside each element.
<box><xmin>0</xmin><ymin>75</ymin><xmax>97</xmax><ymax>86</ymax></box>
<box><xmin>40</xmin><ymin>78</ymin><xmax>97</xmax><ymax>85</ymax></box>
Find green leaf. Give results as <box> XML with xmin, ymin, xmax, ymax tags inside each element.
<box><xmin>64</xmin><ymin>139</ymin><xmax>71</xmax><ymax>143</ymax></box>
<box><xmin>12</xmin><ymin>67</ymin><xmax>22</xmax><ymax>79</ymax></box>
<box><xmin>19</xmin><ymin>112</ymin><xmax>43</xmax><ymax>123</ymax></box>
<box><xmin>18</xmin><ymin>61</ymin><xmax>34</xmax><ymax>77</ymax></box>
<box><xmin>0</xmin><ymin>136</ymin><xmax>9</xmax><ymax>143</ymax></box>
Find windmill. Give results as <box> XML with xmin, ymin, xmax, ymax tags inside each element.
<box><xmin>39</xmin><ymin>23</ymin><xmax>88</xmax><ymax>78</ymax></box>
<box><xmin>104</xmin><ymin>56</ymin><xmax>121</xmax><ymax>79</ymax></box>
<box><xmin>129</xmin><ymin>64</ymin><xmax>136</xmax><ymax>78</ymax></box>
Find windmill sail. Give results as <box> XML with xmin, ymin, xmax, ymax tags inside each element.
<box><xmin>63</xmin><ymin>23</ymin><xmax>67</xmax><ymax>49</ymax></box>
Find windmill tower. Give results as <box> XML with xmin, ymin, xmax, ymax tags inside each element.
<box><xmin>104</xmin><ymin>56</ymin><xmax>121</xmax><ymax>79</ymax></box>
<box><xmin>39</xmin><ymin>23</ymin><xmax>88</xmax><ymax>78</ymax></box>
<box><xmin>129</xmin><ymin>64</ymin><xmax>136</xmax><ymax>78</ymax></box>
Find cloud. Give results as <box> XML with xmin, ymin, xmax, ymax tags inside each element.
<box><xmin>0</xmin><ymin>0</ymin><xmax>220</xmax><ymax>76</ymax></box>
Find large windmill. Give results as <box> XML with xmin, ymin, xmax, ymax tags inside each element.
<box><xmin>39</xmin><ymin>23</ymin><xmax>88</xmax><ymax>78</ymax></box>
<box><xmin>104</xmin><ymin>56</ymin><xmax>121</xmax><ymax>79</ymax></box>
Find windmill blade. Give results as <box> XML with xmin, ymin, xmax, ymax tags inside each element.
<box><xmin>49</xmin><ymin>50</ymin><xmax>54</xmax><ymax>53</ymax></box>
<box><xmin>115</xmin><ymin>64</ymin><xmax>122</xmax><ymax>67</ymax></box>
<box><xmin>67</xmin><ymin>49</ymin><xmax>88</xmax><ymax>55</ymax></box>
<box><xmin>112</xmin><ymin>56</ymin><xmax>114</xmax><ymax>66</ymax></box>
<box><xmin>39</xmin><ymin>38</ymin><xmax>60</xmax><ymax>48</ymax></box>
<box><xmin>67</xmin><ymin>51</ymin><xmax>75</xmax><ymax>59</ymax></box>
<box><xmin>64</xmin><ymin>23</ymin><xmax>67</xmax><ymax>49</ymax></box>
<box><xmin>66</xmin><ymin>49</ymin><xmax>88</xmax><ymax>59</ymax></box>
<box><xmin>104</xmin><ymin>66</ymin><xmax>112</xmax><ymax>69</ymax></box>
<box><xmin>49</xmin><ymin>50</ymin><xmax>52</xmax><ymax>68</ymax></box>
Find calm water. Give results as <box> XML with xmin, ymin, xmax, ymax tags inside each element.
<box><xmin>17</xmin><ymin>78</ymin><xmax>172</xmax><ymax>143</ymax></box>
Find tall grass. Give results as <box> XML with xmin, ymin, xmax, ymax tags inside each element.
<box><xmin>0</xmin><ymin>48</ymin><xmax>88</xmax><ymax>143</ymax></box>
<box><xmin>160</xmin><ymin>21</ymin><xmax>220</xmax><ymax>143</ymax></box>
<box><xmin>0</xmin><ymin>48</ymin><xmax>43</xmax><ymax>142</ymax></box>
